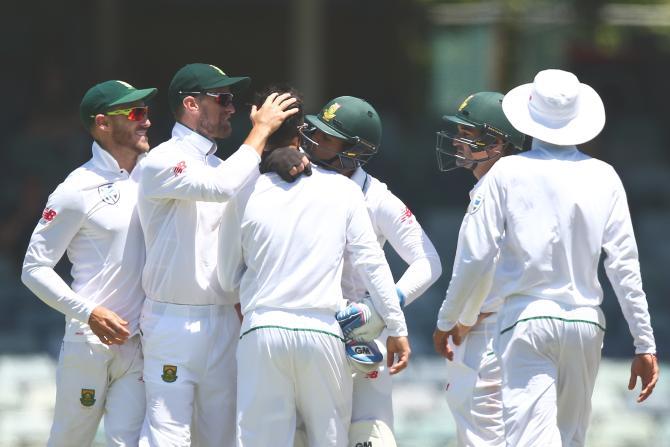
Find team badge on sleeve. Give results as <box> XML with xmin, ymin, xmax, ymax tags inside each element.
<box><xmin>399</xmin><ymin>206</ymin><xmax>414</xmax><ymax>224</ymax></box>
<box><xmin>468</xmin><ymin>192</ymin><xmax>485</xmax><ymax>214</ymax></box>
<box><xmin>173</xmin><ymin>161</ymin><xmax>187</xmax><ymax>176</ymax></box>
<box><xmin>80</xmin><ymin>388</ymin><xmax>96</xmax><ymax>407</ymax></box>
<box><xmin>40</xmin><ymin>207</ymin><xmax>57</xmax><ymax>224</ymax></box>
<box><xmin>98</xmin><ymin>183</ymin><xmax>120</xmax><ymax>205</ymax></box>
<box><xmin>161</xmin><ymin>365</ymin><xmax>178</xmax><ymax>383</ymax></box>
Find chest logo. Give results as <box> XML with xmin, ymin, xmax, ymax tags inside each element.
<box><xmin>468</xmin><ymin>192</ymin><xmax>484</xmax><ymax>214</ymax></box>
<box><xmin>98</xmin><ymin>183</ymin><xmax>120</xmax><ymax>205</ymax></box>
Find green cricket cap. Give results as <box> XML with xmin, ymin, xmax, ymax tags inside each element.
<box><xmin>168</xmin><ymin>63</ymin><xmax>251</xmax><ymax>113</ymax></box>
<box><xmin>80</xmin><ymin>80</ymin><xmax>157</xmax><ymax>128</ymax></box>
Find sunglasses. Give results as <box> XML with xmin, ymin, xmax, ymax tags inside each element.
<box><xmin>104</xmin><ymin>106</ymin><xmax>149</xmax><ymax>122</ymax></box>
<box><xmin>179</xmin><ymin>91</ymin><xmax>234</xmax><ymax>107</ymax></box>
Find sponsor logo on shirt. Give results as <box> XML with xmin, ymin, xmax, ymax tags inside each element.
<box><xmin>400</xmin><ymin>206</ymin><xmax>414</xmax><ymax>224</ymax></box>
<box><xmin>161</xmin><ymin>364</ymin><xmax>178</xmax><ymax>383</ymax></box>
<box><xmin>173</xmin><ymin>161</ymin><xmax>187</xmax><ymax>176</ymax></box>
<box><xmin>41</xmin><ymin>208</ymin><xmax>57</xmax><ymax>223</ymax></box>
<box><xmin>98</xmin><ymin>183</ymin><xmax>120</xmax><ymax>205</ymax></box>
<box><xmin>355</xmin><ymin>443</ymin><xmax>373</xmax><ymax>447</ymax></box>
<box><xmin>80</xmin><ymin>388</ymin><xmax>96</xmax><ymax>407</ymax></box>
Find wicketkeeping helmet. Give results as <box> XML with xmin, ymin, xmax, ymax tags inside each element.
<box><xmin>436</xmin><ymin>91</ymin><xmax>525</xmax><ymax>172</ymax></box>
<box><xmin>300</xmin><ymin>96</ymin><xmax>382</xmax><ymax>172</ymax></box>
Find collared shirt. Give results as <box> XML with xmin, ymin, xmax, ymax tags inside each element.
<box><xmin>137</xmin><ymin>122</ymin><xmax>261</xmax><ymax>305</ymax></box>
<box><xmin>341</xmin><ymin>168</ymin><xmax>442</xmax><ymax>306</ymax></box>
<box><xmin>22</xmin><ymin>142</ymin><xmax>145</xmax><ymax>343</ymax></box>
<box><xmin>217</xmin><ymin>166</ymin><xmax>408</xmax><ymax>337</ymax></box>
<box><xmin>437</xmin><ymin>140</ymin><xmax>656</xmax><ymax>354</ymax></box>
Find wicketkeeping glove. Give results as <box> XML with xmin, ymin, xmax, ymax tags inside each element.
<box><xmin>336</xmin><ymin>300</ymin><xmax>372</xmax><ymax>340</ymax></box>
<box><xmin>260</xmin><ymin>146</ymin><xmax>312</xmax><ymax>182</ymax></box>
<box><xmin>346</xmin><ymin>297</ymin><xmax>385</xmax><ymax>342</ymax></box>
<box><xmin>345</xmin><ymin>339</ymin><xmax>384</xmax><ymax>374</ymax></box>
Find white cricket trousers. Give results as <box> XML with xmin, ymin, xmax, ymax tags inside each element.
<box><xmin>237</xmin><ymin>326</ymin><xmax>352</xmax><ymax>447</ymax></box>
<box><xmin>445</xmin><ymin>315</ymin><xmax>504</xmax><ymax>447</ymax></box>
<box><xmin>48</xmin><ymin>335</ymin><xmax>144</xmax><ymax>447</ymax></box>
<box><xmin>351</xmin><ymin>330</ymin><xmax>394</xmax><ymax>430</ymax></box>
<box><xmin>496</xmin><ymin>298</ymin><xmax>605</xmax><ymax>447</ymax></box>
<box><xmin>139</xmin><ymin>298</ymin><xmax>240</xmax><ymax>447</ymax></box>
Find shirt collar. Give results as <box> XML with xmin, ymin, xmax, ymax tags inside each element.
<box><xmin>350</xmin><ymin>167</ymin><xmax>368</xmax><ymax>190</ymax></box>
<box><xmin>90</xmin><ymin>141</ymin><xmax>124</xmax><ymax>174</ymax></box>
<box><xmin>172</xmin><ymin>122</ymin><xmax>218</xmax><ymax>156</ymax></box>
<box><xmin>531</xmin><ymin>139</ymin><xmax>578</xmax><ymax>154</ymax></box>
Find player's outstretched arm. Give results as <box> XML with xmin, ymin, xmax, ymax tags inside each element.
<box><xmin>629</xmin><ymin>353</ymin><xmax>659</xmax><ymax>403</ymax></box>
<box><xmin>387</xmin><ymin>335</ymin><xmax>411</xmax><ymax>374</ymax></box>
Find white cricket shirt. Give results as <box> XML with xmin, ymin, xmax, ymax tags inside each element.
<box><xmin>437</xmin><ymin>140</ymin><xmax>655</xmax><ymax>354</ymax></box>
<box><xmin>22</xmin><ymin>142</ymin><xmax>145</xmax><ymax>342</ymax></box>
<box><xmin>341</xmin><ymin>168</ymin><xmax>442</xmax><ymax>306</ymax></box>
<box><xmin>137</xmin><ymin>122</ymin><xmax>260</xmax><ymax>305</ymax></box>
<box><xmin>217</xmin><ymin>166</ymin><xmax>408</xmax><ymax>337</ymax></box>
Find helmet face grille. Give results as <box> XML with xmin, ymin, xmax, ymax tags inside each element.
<box><xmin>435</xmin><ymin>128</ymin><xmax>502</xmax><ymax>172</ymax></box>
<box><xmin>299</xmin><ymin>124</ymin><xmax>378</xmax><ymax>173</ymax></box>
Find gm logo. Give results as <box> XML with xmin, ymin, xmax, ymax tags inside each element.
<box><xmin>354</xmin><ymin>346</ymin><xmax>372</xmax><ymax>355</ymax></box>
<box><xmin>355</xmin><ymin>443</ymin><xmax>372</xmax><ymax>447</ymax></box>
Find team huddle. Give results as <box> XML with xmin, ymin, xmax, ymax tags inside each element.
<box><xmin>20</xmin><ymin>63</ymin><xmax>658</xmax><ymax>447</ymax></box>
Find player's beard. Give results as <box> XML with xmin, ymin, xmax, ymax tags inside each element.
<box><xmin>111</xmin><ymin>122</ymin><xmax>150</xmax><ymax>154</ymax></box>
<box><xmin>198</xmin><ymin>107</ymin><xmax>232</xmax><ymax>140</ymax></box>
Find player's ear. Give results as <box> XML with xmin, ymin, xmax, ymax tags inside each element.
<box><xmin>94</xmin><ymin>114</ymin><xmax>110</xmax><ymax>132</ymax></box>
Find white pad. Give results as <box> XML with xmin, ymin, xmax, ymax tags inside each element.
<box><xmin>348</xmin><ymin>419</ymin><xmax>397</xmax><ymax>447</ymax></box>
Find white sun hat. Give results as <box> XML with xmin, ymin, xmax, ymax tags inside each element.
<box><xmin>502</xmin><ymin>69</ymin><xmax>606</xmax><ymax>146</ymax></box>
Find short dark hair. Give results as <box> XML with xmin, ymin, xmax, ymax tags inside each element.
<box><xmin>253</xmin><ymin>84</ymin><xmax>304</xmax><ymax>149</ymax></box>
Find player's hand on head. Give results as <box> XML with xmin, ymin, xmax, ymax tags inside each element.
<box><xmin>629</xmin><ymin>353</ymin><xmax>659</xmax><ymax>403</ymax></box>
<box><xmin>387</xmin><ymin>335</ymin><xmax>410</xmax><ymax>375</ymax></box>
<box><xmin>260</xmin><ymin>147</ymin><xmax>311</xmax><ymax>182</ymax></box>
<box><xmin>250</xmin><ymin>92</ymin><xmax>299</xmax><ymax>133</ymax></box>
<box><xmin>88</xmin><ymin>305</ymin><xmax>130</xmax><ymax>345</ymax></box>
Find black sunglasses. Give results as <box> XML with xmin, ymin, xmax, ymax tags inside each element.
<box><xmin>179</xmin><ymin>91</ymin><xmax>234</xmax><ymax>107</ymax></box>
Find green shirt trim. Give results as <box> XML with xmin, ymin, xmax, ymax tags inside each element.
<box><xmin>500</xmin><ymin>316</ymin><xmax>606</xmax><ymax>335</ymax></box>
<box><xmin>240</xmin><ymin>325</ymin><xmax>345</xmax><ymax>342</ymax></box>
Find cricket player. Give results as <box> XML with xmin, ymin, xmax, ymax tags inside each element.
<box><xmin>218</xmin><ymin>87</ymin><xmax>411</xmax><ymax>447</ymax></box>
<box><xmin>433</xmin><ymin>91</ymin><xmax>525</xmax><ymax>446</ymax></box>
<box><xmin>434</xmin><ymin>69</ymin><xmax>659</xmax><ymax>446</ymax></box>
<box><xmin>299</xmin><ymin>96</ymin><xmax>442</xmax><ymax>446</ymax></box>
<box><xmin>136</xmin><ymin>64</ymin><xmax>307</xmax><ymax>447</ymax></box>
<box><xmin>21</xmin><ymin>80</ymin><xmax>156</xmax><ymax>446</ymax></box>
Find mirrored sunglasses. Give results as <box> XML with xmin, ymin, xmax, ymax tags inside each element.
<box><xmin>104</xmin><ymin>106</ymin><xmax>149</xmax><ymax>122</ymax></box>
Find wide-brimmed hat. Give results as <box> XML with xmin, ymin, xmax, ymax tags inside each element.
<box><xmin>502</xmin><ymin>69</ymin><xmax>605</xmax><ymax>146</ymax></box>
